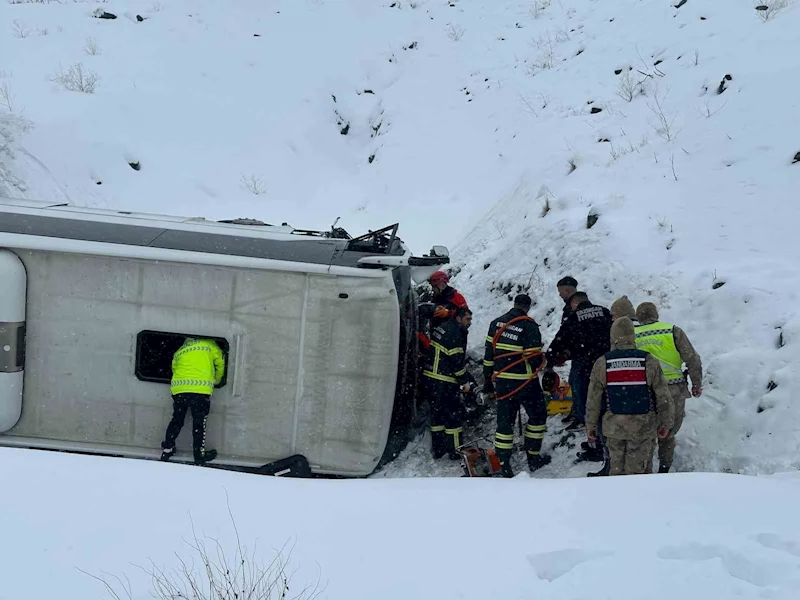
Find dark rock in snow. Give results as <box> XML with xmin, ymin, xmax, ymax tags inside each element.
<box><xmin>483</xmin><ymin>263</ymin><xmax>491</xmax><ymax>270</ymax></box>
<box><xmin>368</xmin><ymin>154</ymin><xmax>375</xmax><ymax>164</ymax></box>
<box><xmin>128</xmin><ymin>161</ymin><xmax>141</xmax><ymax>171</ymax></box>
<box><xmin>712</xmin><ymin>280</ymin><xmax>726</xmax><ymax>289</ymax></box>
<box><xmin>136</xmin><ymin>15</ymin><xmax>145</xmax><ymax>22</ymax></box>
<box><xmin>587</xmin><ymin>210</ymin><xmax>599</xmax><ymax>229</ymax></box>
<box><xmin>755</xmin><ymin>5</ymin><xmax>769</xmax><ymax>10</ymax></box>
<box><xmin>598</xmin><ymin>137</ymin><xmax>611</xmax><ymax>143</ymax></box>
<box><xmin>95</xmin><ymin>11</ymin><xmax>117</xmax><ymax>19</ymax></box>
<box><xmin>615</xmin><ymin>68</ymin><xmax>623</xmax><ymax>75</ymax></box>
<box><xmin>767</xmin><ymin>380</ymin><xmax>778</xmax><ymax>392</ymax></box>
<box><xmin>717</xmin><ymin>74</ymin><xmax>732</xmax><ymax>95</ymax></box>
<box><xmin>590</xmin><ymin>107</ymin><xmax>603</xmax><ymax>114</ymax></box>
<box><xmin>254</xmin><ymin>34</ymin><xmax>261</xmax><ymax>37</ymax></box>
<box><xmin>792</xmin><ymin>152</ymin><xmax>800</xmax><ymax>164</ymax></box>
<box><xmin>96</xmin><ymin>180</ymin><xmax>102</xmax><ymax>185</ymax></box>
<box><xmin>674</xmin><ymin>0</ymin><xmax>688</xmax><ymax>8</ymax></box>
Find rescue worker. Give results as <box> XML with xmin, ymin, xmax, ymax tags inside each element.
<box><xmin>483</xmin><ymin>294</ymin><xmax>550</xmax><ymax>477</ymax></box>
<box><xmin>556</xmin><ymin>276</ymin><xmax>579</xmax><ymax>425</ymax></box>
<box><xmin>635</xmin><ymin>302</ymin><xmax>703</xmax><ymax>473</ymax></box>
<box><xmin>586</xmin><ymin>317</ymin><xmax>674</xmax><ymax>475</ymax></box>
<box><xmin>160</xmin><ymin>337</ymin><xmax>225</xmax><ymax>465</ymax></box>
<box><xmin>610</xmin><ymin>295</ymin><xmax>638</xmax><ymax>323</ymax></box>
<box><xmin>429</xmin><ymin>270</ymin><xmax>469</xmax><ymax>327</ymax></box>
<box><xmin>546</xmin><ymin>291</ymin><xmax>612</xmax><ymax>442</ymax></box>
<box><xmin>586</xmin><ymin>295</ymin><xmax>639</xmax><ymax>476</ymax></box>
<box><xmin>423</xmin><ymin>307</ymin><xmax>475</xmax><ymax>458</ymax></box>
<box><xmin>557</xmin><ymin>276</ymin><xmax>578</xmax><ymax>324</ymax></box>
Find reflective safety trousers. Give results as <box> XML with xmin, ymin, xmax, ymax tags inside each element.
<box><xmin>170</xmin><ymin>339</ymin><xmax>226</xmax><ymax>396</ymax></box>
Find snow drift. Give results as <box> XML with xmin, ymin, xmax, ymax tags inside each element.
<box><xmin>4</xmin><ymin>448</ymin><xmax>800</xmax><ymax>600</ymax></box>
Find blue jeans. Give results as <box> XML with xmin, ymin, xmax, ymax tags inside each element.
<box><xmin>571</xmin><ymin>361</ymin><xmax>590</xmax><ymax>424</ymax></box>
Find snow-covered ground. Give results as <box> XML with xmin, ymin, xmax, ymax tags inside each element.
<box><xmin>0</xmin><ymin>0</ymin><xmax>797</xmax><ymax>478</ymax></box>
<box><xmin>4</xmin><ymin>448</ymin><xmax>800</xmax><ymax>599</ymax></box>
<box><xmin>3</xmin><ymin>0</ymin><xmax>800</xmax><ymax>594</ymax></box>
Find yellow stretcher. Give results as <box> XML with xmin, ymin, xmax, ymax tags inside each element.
<box><xmin>544</xmin><ymin>383</ymin><xmax>573</xmax><ymax>416</ymax></box>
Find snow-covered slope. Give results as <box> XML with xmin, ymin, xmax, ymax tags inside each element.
<box><xmin>5</xmin><ymin>448</ymin><xmax>800</xmax><ymax>599</ymax></box>
<box><xmin>1</xmin><ymin>0</ymin><xmax>799</xmax><ymax>477</ymax></box>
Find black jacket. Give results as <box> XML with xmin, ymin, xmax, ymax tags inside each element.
<box><xmin>423</xmin><ymin>318</ymin><xmax>470</xmax><ymax>385</ymax></box>
<box><xmin>561</xmin><ymin>300</ymin><xmax>572</xmax><ymax>325</ymax></box>
<box><xmin>483</xmin><ymin>308</ymin><xmax>544</xmax><ymax>389</ymax></box>
<box><xmin>547</xmin><ymin>301</ymin><xmax>612</xmax><ymax>370</ymax></box>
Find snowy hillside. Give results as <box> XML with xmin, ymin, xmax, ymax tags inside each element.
<box><xmin>1</xmin><ymin>0</ymin><xmax>799</xmax><ymax>479</ymax></box>
<box><xmin>5</xmin><ymin>448</ymin><xmax>800</xmax><ymax>600</ymax></box>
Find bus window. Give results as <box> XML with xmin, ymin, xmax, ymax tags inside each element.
<box><xmin>135</xmin><ymin>330</ymin><xmax>229</xmax><ymax>388</ymax></box>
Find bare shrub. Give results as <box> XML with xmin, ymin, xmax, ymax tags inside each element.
<box><xmin>81</xmin><ymin>507</ymin><xmax>324</xmax><ymax>600</ymax></box>
<box><xmin>445</xmin><ymin>23</ymin><xmax>465</xmax><ymax>41</ymax></box>
<box><xmin>12</xmin><ymin>20</ymin><xmax>30</xmax><ymax>39</ymax></box>
<box><xmin>50</xmin><ymin>63</ymin><xmax>100</xmax><ymax>93</ymax></box>
<box><xmin>616</xmin><ymin>70</ymin><xmax>647</xmax><ymax>102</ymax></box>
<box><xmin>84</xmin><ymin>37</ymin><xmax>101</xmax><ymax>55</ymax></box>
<box><xmin>647</xmin><ymin>87</ymin><xmax>679</xmax><ymax>141</ymax></box>
<box><xmin>755</xmin><ymin>0</ymin><xmax>792</xmax><ymax>21</ymax></box>
<box><xmin>528</xmin><ymin>0</ymin><xmax>551</xmax><ymax>19</ymax></box>
<box><xmin>241</xmin><ymin>175</ymin><xmax>267</xmax><ymax>195</ymax></box>
<box><xmin>0</xmin><ymin>82</ymin><xmax>14</xmax><ymax>112</ymax></box>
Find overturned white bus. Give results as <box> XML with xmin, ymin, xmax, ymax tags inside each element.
<box><xmin>0</xmin><ymin>197</ymin><xmax>448</xmax><ymax>476</ymax></box>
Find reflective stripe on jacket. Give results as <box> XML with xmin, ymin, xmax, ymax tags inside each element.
<box><xmin>170</xmin><ymin>338</ymin><xmax>226</xmax><ymax>396</ymax></box>
<box><xmin>634</xmin><ymin>322</ymin><xmax>684</xmax><ymax>383</ymax></box>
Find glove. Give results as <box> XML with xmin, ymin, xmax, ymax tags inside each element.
<box><xmin>433</xmin><ymin>306</ymin><xmax>451</xmax><ymax>320</ymax></box>
<box><xmin>461</xmin><ymin>382</ymin><xmax>475</xmax><ymax>393</ymax></box>
<box><xmin>657</xmin><ymin>426</ymin><xmax>670</xmax><ymax>439</ymax></box>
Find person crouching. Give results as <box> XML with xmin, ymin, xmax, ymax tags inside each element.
<box><xmin>585</xmin><ymin>317</ymin><xmax>673</xmax><ymax>475</ymax></box>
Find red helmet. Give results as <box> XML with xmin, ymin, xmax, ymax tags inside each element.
<box><xmin>429</xmin><ymin>271</ymin><xmax>450</xmax><ymax>286</ymax></box>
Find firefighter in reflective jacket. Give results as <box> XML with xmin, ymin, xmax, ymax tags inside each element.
<box><xmin>160</xmin><ymin>337</ymin><xmax>225</xmax><ymax>465</ymax></box>
<box><xmin>483</xmin><ymin>294</ymin><xmax>550</xmax><ymax>477</ymax></box>
<box><xmin>586</xmin><ymin>318</ymin><xmax>674</xmax><ymax>476</ymax></box>
<box><xmin>423</xmin><ymin>307</ymin><xmax>475</xmax><ymax>458</ymax></box>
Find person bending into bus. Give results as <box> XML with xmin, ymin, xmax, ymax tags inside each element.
<box><xmin>160</xmin><ymin>337</ymin><xmax>225</xmax><ymax>465</ymax></box>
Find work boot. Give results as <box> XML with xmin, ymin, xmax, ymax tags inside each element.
<box><xmin>658</xmin><ymin>463</ymin><xmax>671</xmax><ymax>474</ymax></box>
<box><xmin>431</xmin><ymin>430</ymin><xmax>447</xmax><ymax>459</ymax></box>
<box><xmin>194</xmin><ymin>449</ymin><xmax>217</xmax><ymax>465</ymax></box>
<box><xmin>580</xmin><ymin>441</ymin><xmax>591</xmax><ymax>451</ymax></box>
<box><xmin>528</xmin><ymin>454</ymin><xmax>552</xmax><ymax>472</ymax></box>
<box><xmin>575</xmin><ymin>447</ymin><xmax>604</xmax><ymax>463</ymax></box>
<box><xmin>160</xmin><ymin>446</ymin><xmax>175</xmax><ymax>462</ymax></box>
<box><xmin>587</xmin><ymin>460</ymin><xmax>610</xmax><ymax>477</ymax></box>
<box><xmin>500</xmin><ymin>461</ymin><xmax>514</xmax><ymax>478</ymax></box>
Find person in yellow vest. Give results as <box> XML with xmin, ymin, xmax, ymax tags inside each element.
<box><xmin>634</xmin><ymin>303</ymin><xmax>702</xmax><ymax>473</ymax></box>
<box><xmin>160</xmin><ymin>337</ymin><xmax>226</xmax><ymax>465</ymax></box>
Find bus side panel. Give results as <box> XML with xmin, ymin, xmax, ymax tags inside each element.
<box><xmin>7</xmin><ymin>250</ymin><xmax>398</xmax><ymax>476</ymax></box>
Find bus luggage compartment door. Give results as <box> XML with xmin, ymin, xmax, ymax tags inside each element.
<box><xmin>0</xmin><ymin>249</ymin><xmax>25</xmax><ymax>432</ymax></box>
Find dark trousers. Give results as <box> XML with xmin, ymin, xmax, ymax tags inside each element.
<box><xmin>571</xmin><ymin>361</ymin><xmax>591</xmax><ymax>424</ymax></box>
<box><xmin>425</xmin><ymin>378</ymin><xmax>464</xmax><ymax>457</ymax></box>
<box><xmin>494</xmin><ymin>380</ymin><xmax>547</xmax><ymax>465</ymax></box>
<box><xmin>162</xmin><ymin>393</ymin><xmax>211</xmax><ymax>459</ymax></box>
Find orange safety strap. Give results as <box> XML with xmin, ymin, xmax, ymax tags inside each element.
<box><xmin>490</xmin><ymin>315</ymin><xmax>548</xmax><ymax>401</ymax></box>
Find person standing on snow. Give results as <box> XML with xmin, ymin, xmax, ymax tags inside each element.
<box><xmin>585</xmin><ymin>295</ymin><xmax>642</xmax><ymax>477</ymax></box>
<box><xmin>554</xmin><ymin>276</ymin><xmax>580</xmax><ymax>425</ymax></box>
<box><xmin>634</xmin><ymin>302</ymin><xmax>703</xmax><ymax>473</ymax></box>
<box><xmin>423</xmin><ymin>307</ymin><xmax>476</xmax><ymax>458</ymax></box>
<box><xmin>586</xmin><ymin>317</ymin><xmax>674</xmax><ymax>476</ymax></box>
<box><xmin>160</xmin><ymin>337</ymin><xmax>225</xmax><ymax>465</ymax></box>
<box><xmin>483</xmin><ymin>294</ymin><xmax>550</xmax><ymax>477</ymax></box>
<box><xmin>545</xmin><ymin>291</ymin><xmax>612</xmax><ymax>444</ymax></box>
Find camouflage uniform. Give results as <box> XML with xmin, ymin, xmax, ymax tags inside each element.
<box><xmin>635</xmin><ymin>303</ymin><xmax>703</xmax><ymax>472</ymax></box>
<box><xmin>610</xmin><ymin>296</ymin><xmax>637</xmax><ymax>323</ymax></box>
<box><xmin>586</xmin><ymin>318</ymin><xmax>674</xmax><ymax>476</ymax></box>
